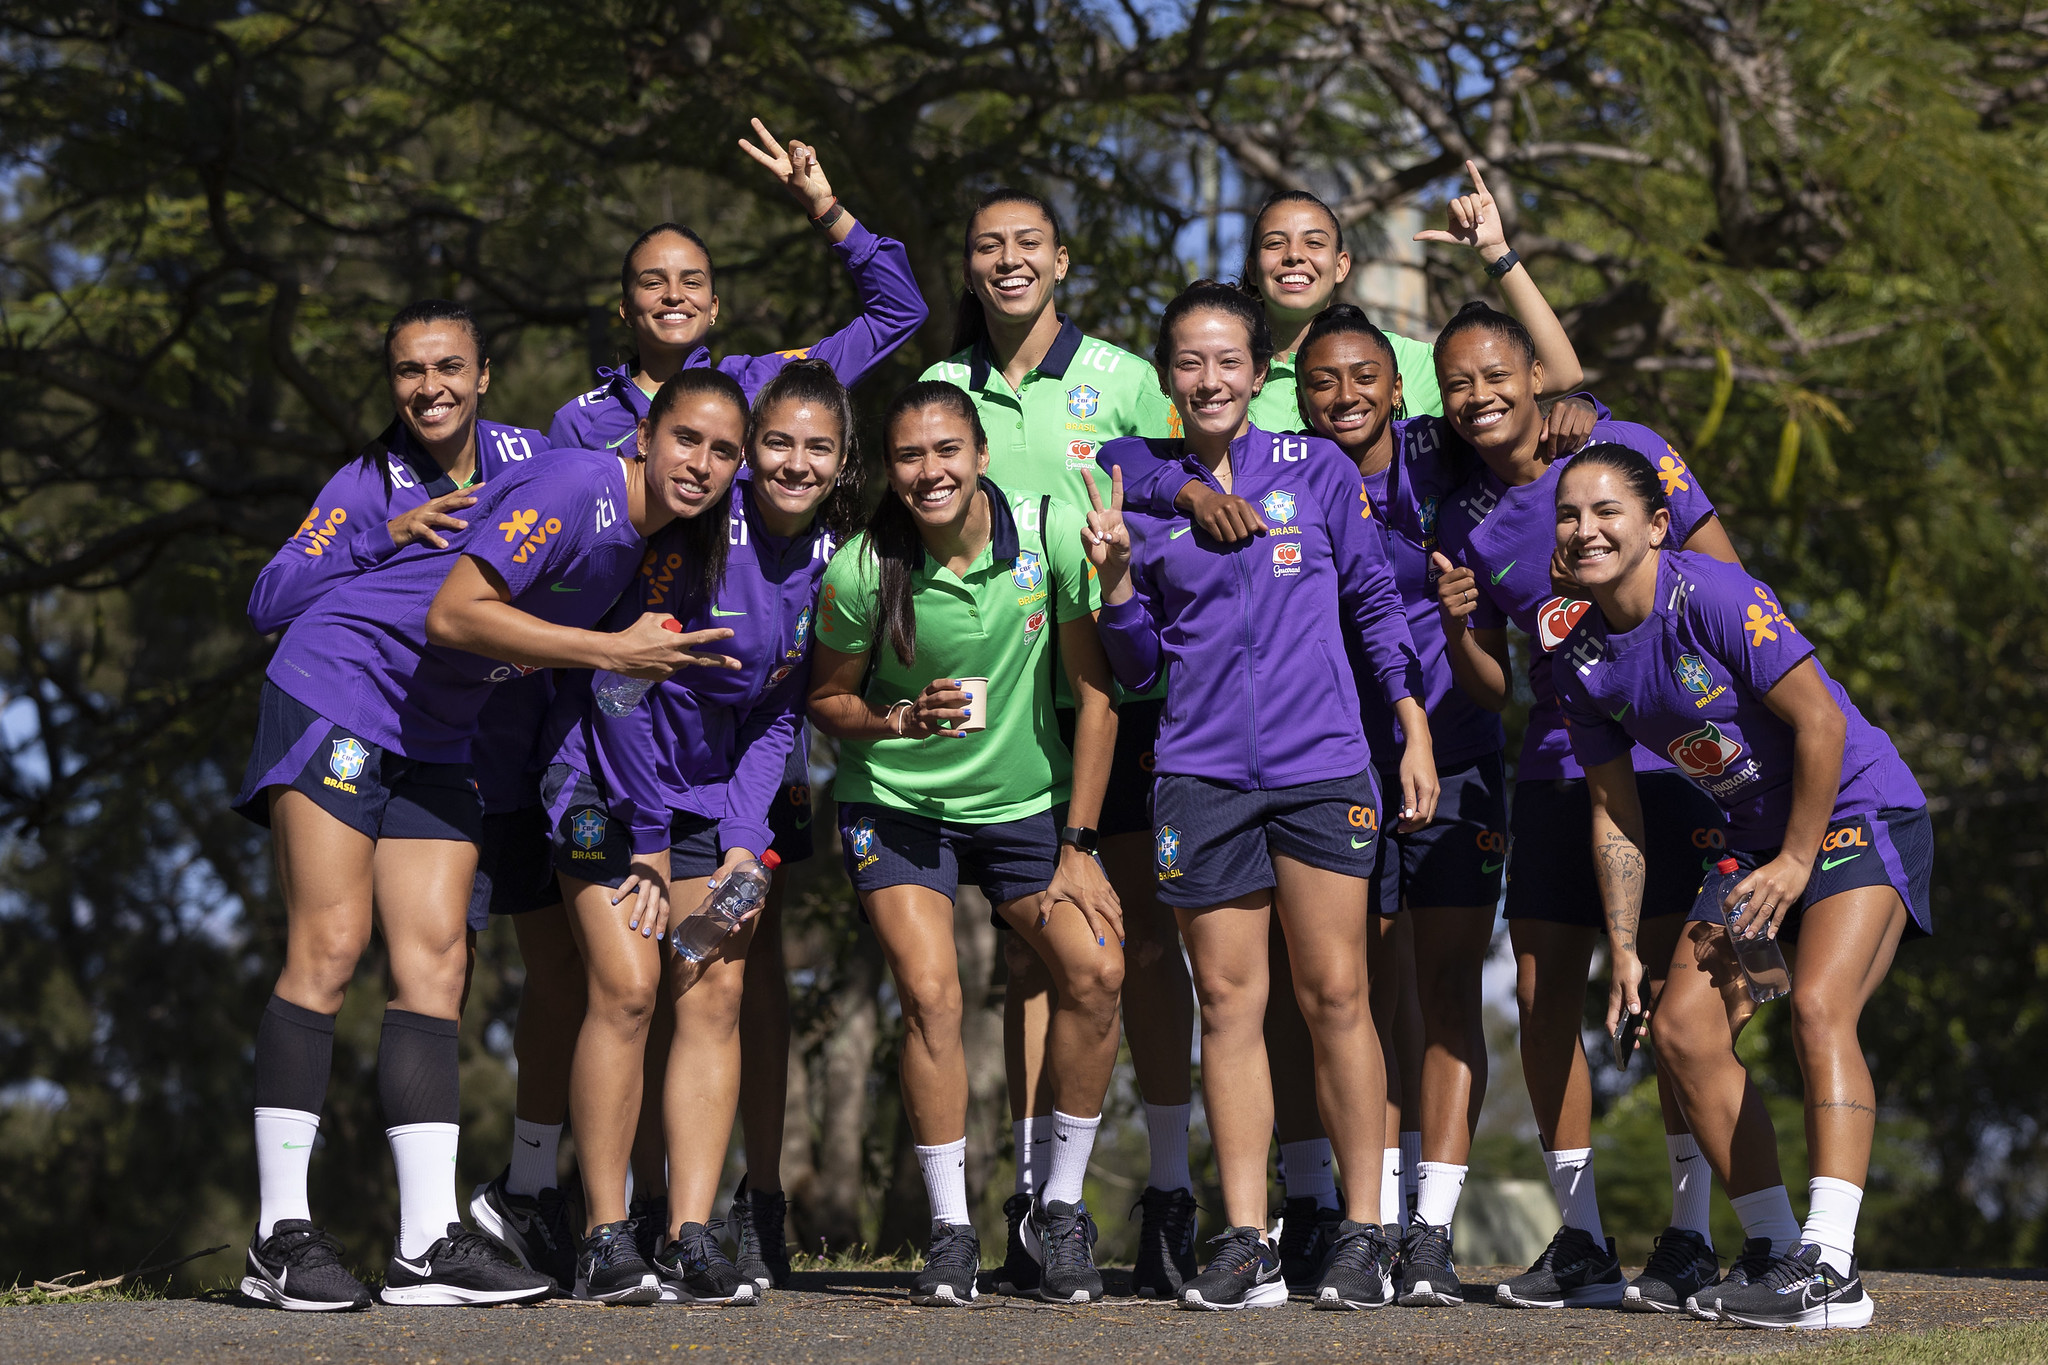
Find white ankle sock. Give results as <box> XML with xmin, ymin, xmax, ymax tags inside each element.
<box><xmin>1144</xmin><ymin>1102</ymin><xmax>1192</xmax><ymax>1193</ymax></box>
<box><xmin>1543</xmin><ymin>1147</ymin><xmax>1604</xmax><ymax>1242</ymax></box>
<box><xmin>1803</xmin><ymin>1177</ymin><xmax>1863</xmax><ymax>1275</ymax></box>
<box><xmin>1279</xmin><ymin>1139</ymin><xmax>1338</xmax><ymax>1210</ymax></box>
<box><xmin>1399</xmin><ymin>1131</ymin><xmax>1421</xmax><ymax>1214</ymax></box>
<box><xmin>1414</xmin><ymin>1161</ymin><xmax>1467</xmax><ymax>1227</ymax></box>
<box><xmin>1666</xmin><ymin>1133</ymin><xmax>1713</xmax><ymax>1244</ymax></box>
<box><xmin>388</xmin><ymin>1122</ymin><xmax>462</xmax><ymax>1260</ymax></box>
<box><xmin>255</xmin><ymin>1107</ymin><xmax>320</xmax><ymax>1238</ymax></box>
<box><xmin>1379</xmin><ymin>1146</ymin><xmax>1404</xmax><ymax>1225</ymax></box>
<box><xmin>1729</xmin><ymin>1184</ymin><xmax>1802</xmax><ymax>1256</ymax></box>
<box><xmin>1044</xmin><ymin>1111</ymin><xmax>1101</xmax><ymax>1207</ymax></box>
<box><xmin>1013</xmin><ymin>1117</ymin><xmax>1053</xmax><ymax>1197</ymax></box>
<box><xmin>507</xmin><ymin>1119</ymin><xmax>562</xmax><ymax>1198</ymax></box>
<box><xmin>916</xmin><ymin>1138</ymin><xmax>970</xmax><ymax>1227</ymax></box>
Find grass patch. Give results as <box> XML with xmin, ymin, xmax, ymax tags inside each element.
<box><xmin>0</xmin><ymin>1278</ymin><xmax>172</xmax><ymax>1307</ymax></box>
<box><xmin>785</xmin><ymin>1243</ymin><xmax>921</xmax><ymax>1273</ymax></box>
<box><xmin>1629</xmin><ymin>1321</ymin><xmax>2048</xmax><ymax>1364</ymax></box>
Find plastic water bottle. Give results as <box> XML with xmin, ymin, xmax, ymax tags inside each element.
<box><xmin>593</xmin><ymin>619</ymin><xmax>683</xmax><ymax>717</ymax></box>
<box><xmin>668</xmin><ymin>850</ymin><xmax>782</xmax><ymax>962</ymax></box>
<box><xmin>1706</xmin><ymin>856</ymin><xmax>1791</xmax><ymax>1003</ymax></box>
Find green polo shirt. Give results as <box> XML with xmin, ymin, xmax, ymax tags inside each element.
<box><xmin>922</xmin><ymin>317</ymin><xmax>1179</xmax><ymax>507</ymax></box>
<box><xmin>817</xmin><ymin>483</ymin><xmax>1101</xmax><ymax>825</ymax></box>
<box><xmin>1249</xmin><ymin>330</ymin><xmax>1442</xmax><ymax>432</ymax></box>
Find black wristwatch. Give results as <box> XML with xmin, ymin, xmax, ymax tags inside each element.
<box><xmin>1484</xmin><ymin>248</ymin><xmax>1520</xmax><ymax>280</ymax></box>
<box><xmin>1059</xmin><ymin>825</ymin><xmax>1099</xmax><ymax>855</ymax></box>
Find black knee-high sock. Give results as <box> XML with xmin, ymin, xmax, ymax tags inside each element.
<box><xmin>377</xmin><ymin>1009</ymin><xmax>460</xmax><ymax>1127</ymax></box>
<box><xmin>255</xmin><ymin>994</ymin><xmax>336</xmax><ymax>1114</ymax></box>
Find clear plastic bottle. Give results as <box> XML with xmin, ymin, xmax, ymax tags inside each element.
<box><xmin>593</xmin><ymin>618</ymin><xmax>683</xmax><ymax>717</ymax></box>
<box><xmin>1708</xmin><ymin>856</ymin><xmax>1791</xmax><ymax>1003</ymax></box>
<box><xmin>668</xmin><ymin>849</ymin><xmax>782</xmax><ymax>962</ymax></box>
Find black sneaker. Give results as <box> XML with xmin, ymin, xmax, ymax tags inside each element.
<box><xmin>1314</xmin><ymin>1220</ymin><xmax>1395</xmax><ymax>1310</ymax></box>
<box><xmin>574</xmin><ymin>1220</ymin><xmax>660</xmax><ymax>1305</ymax></box>
<box><xmin>1717</xmin><ymin>1243</ymin><xmax>1873</xmax><ymax>1330</ymax></box>
<box><xmin>910</xmin><ymin>1220</ymin><xmax>980</xmax><ymax>1306</ymax></box>
<box><xmin>239</xmin><ymin>1220</ymin><xmax>372</xmax><ymax>1311</ymax></box>
<box><xmin>469</xmin><ymin>1169</ymin><xmax>575</xmax><ymax>1291</ymax></box>
<box><xmin>628</xmin><ymin>1192</ymin><xmax>669</xmax><ymax>1266</ymax></box>
<box><xmin>728</xmin><ymin>1175</ymin><xmax>789</xmax><ymax>1291</ymax></box>
<box><xmin>1178</xmin><ymin>1226</ymin><xmax>1287</xmax><ymax>1311</ymax></box>
<box><xmin>381</xmin><ymin>1222</ymin><xmax>555</xmax><ymax>1305</ymax></box>
<box><xmin>1131</xmin><ymin>1185</ymin><xmax>1199</xmax><ymax>1299</ymax></box>
<box><xmin>1023</xmin><ymin>1198</ymin><xmax>1103</xmax><ymax>1303</ymax></box>
<box><xmin>1687</xmin><ymin>1236</ymin><xmax>1774</xmax><ymax>1321</ymax></box>
<box><xmin>1624</xmin><ymin>1226</ymin><xmax>1718</xmax><ymax>1313</ymax></box>
<box><xmin>1396</xmin><ymin>1218</ymin><xmax>1464</xmax><ymax>1306</ymax></box>
<box><xmin>1494</xmin><ymin>1224</ymin><xmax>1626</xmax><ymax>1308</ymax></box>
<box><xmin>992</xmin><ymin>1192</ymin><xmax>1041</xmax><ymax>1296</ymax></box>
<box><xmin>1276</xmin><ymin>1197</ymin><xmax>1339</xmax><ymax>1292</ymax></box>
<box><xmin>654</xmin><ymin>1221</ymin><xmax>757</xmax><ymax>1305</ymax></box>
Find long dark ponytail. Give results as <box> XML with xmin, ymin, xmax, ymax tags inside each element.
<box><xmin>869</xmin><ymin>382</ymin><xmax>989</xmax><ymax>667</ymax></box>
<box><xmin>950</xmin><ymin>188</ymin><xmax>1064</xmax><ymax>355</ymax></box>
<box><xmin>644</xmin><ymin>367</ymin><xmax>749</xmax><ymax>602</ymax></box>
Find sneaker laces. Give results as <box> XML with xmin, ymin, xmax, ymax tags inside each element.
<box><xmin>1324</xmin><ymin>1223</ymin><xmax>1390</xmax><ymax>1276</ymax></box>
<box><xmin>1405</xmin><ymin>1220</ymin><xmax>1453</xmax><ymax>1272</ymax></box>
<box><xmin>1526</xmin><ymin>1223</ymin><xmax>1586</xmax><ymax>1272</ymax></box>
<box><xmin>665</xmin><ymin>1221</ymin><xmax>730</xmax><ymax>1273</ymax></box>
<box><xmin>1202</xmin><ymin>1228</ymin><xmax>1267</xmax><ymax>1276</ymax></box>
<box><xmin>925</xmin><ymin>1224</ymin><xmax>980</xmax><ymax>1278</ymax></box>
<box><xmin>443</xmin><ymin>1227</ymin><xmax>520</xmax><ymax>1267</ymax></box>
<box><xmin>1643</xmin><ymin>1229</ymin><xmax>1710</xmax><ymax>1281</ymax></box>
<box><xmin>1758</xmin><ymin>1244</ymin><xmax>1824</xmax><ymax>1292</ymax></box>
<box><xmin>1133</xmin><ymin>1186</ymin><xmax>1198</xmax><ymax>1256</ymax></box>
<box><xmin>535</xmin><ymin>1187</ymin><xmax>573</xmax><ymax>1256</ymax></box>
<box><xmin>1042</xmin><ymin>1205</ymin><xmax>1098</xmax><ymax>1273</ymax></box>
<box><xmin>271</xmin><ymin>1224</ymin><xmax>348</xmax><ymax>1269</ymax></box>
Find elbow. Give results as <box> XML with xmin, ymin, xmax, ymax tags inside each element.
<box><xmin>423</xmin><ymin>598</ymin><xmax>461</xmax><ymax>649</ymax></box>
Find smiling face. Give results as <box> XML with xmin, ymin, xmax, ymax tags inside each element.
<box><xmin>1253</xmin><ymin>201</ymin><xmax>1351</xmax><ymax>331</ymax></box>
<box><xmin>1555</xmin><ymin>464</ymin><xmax>1668</xmax><ymax>592</ymax></box>
<box><xmin>1162</xmin><ymin>308</ymin><xmax>1266</xmax><ymax>444</ymax></box>
<box><xmin>886</xmin><ymin>403</ymin><xmax>989</xmax><ymax>535</ymax></box>
<box><xmin>637</xmin><ymin>392</ymin><xmax>746</xmax><ymax>522</ymax></box>
<box><xmin>1298</xmin><ymin>331</ymin><xmax>1401</xmax><ymax>457</ymax></box>
<box><xmin>388</xmin><ymin>321</ymin><xmax>488</xmax><ymax>452</ymax></box>
<box><xmin>622</xmin><ymin>231</ymin><xmax>720</xmax><ymax>359</ymax></box>
<box><xmin>1437</xmin><ymin>329</ymin><xmax>1545</xmax><ymax>460</ymax></box>
<box><xmin>749</xmin><ymin>395</ymin><xmax>845</xmax><ymax>525</ymax></box>
<box><xmin>964</xmin><ymin>202</ymin><xmax>1066</xmax><ymax>333</ymax></box>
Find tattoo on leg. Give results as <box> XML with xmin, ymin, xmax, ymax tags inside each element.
<box><xmin>1812</xmin><ymin>1099</ymin><xmax>1878</xmax><ymax>1117</ymax></box>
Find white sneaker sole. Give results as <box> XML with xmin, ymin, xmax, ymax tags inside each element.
<box><xmin>379</xmin><ymin>1281</ymin><xmax>553</xmax><ymax>1306</ymax></box>
<box><xmin>1723</xmin><ymin>1295</ymin><xmax>1875</xmax><ymax>1330</ymax></box>
<box><xmin>238</xmin><ymin>1275</ymin><xmax>365</xmax><ymax>1312</ymax></box>
<box><xmin>656</xmin><ymin>1279</ymin><xmax>757</xmax><ymax>1306</ymax></box>
<box><xmin>1038</xmin><ymin>1286</ymin><xmax>1102</xmax><ymax>1304</ymax></box>
<box><xmin>1621</xmin><ymin>1284</ymin><xmax>1691</xmax><ymax>1313</ymax></box>
<box><xmin>575</xmin><ymin>1273</ymin><xmax>660</xmax><ymax>1306</ymax></box>
<box><xmin>1179</xmin><ymin>1280</ymin><xmax>1289</xmax><ymax>1311</ymax></box>
<box><xmin>1398</xmin><ymin>1278</ymin><xmax>1464</xmax><ymax>1307</ymax></box>
<box><xmin>908</xmin><ymin>1283</ymin><xmax>977</xmax><ymax>1306</ymax></box>
<box><xmin>1496</xmin><ymin>1278</ymin><xmax>1627</xmax><ymax>1309</ymax></box>
<box><xmin>1314</xmin><ymin>1284</ymin><xmax>1393</xmax><ymax>1310</ymax></box>
<box><xmin>467</xmin><ymin>1185</ymin><xmax>537</xmax><ymax>1272</ymax></box>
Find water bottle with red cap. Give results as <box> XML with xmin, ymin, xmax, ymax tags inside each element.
<box><xmin>1704</xmin><ymin>856</ymin><xmax>1791</xmax><ymax>1003</ymax></box>
<box><xmin>668</xmin><ymin>849</ymin><xmax>781</xmax><ymax>962</ymax></box>
<box><xmin>592</xmin><ymin>618</ymin><xmax>683</xmax><ymax>717</ymax></box>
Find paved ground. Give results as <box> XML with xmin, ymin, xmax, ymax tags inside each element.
<box><xmin>3</xmin><ymin>1266</ymin><xmax>2043</xmax><ymax>1364</ymax></box>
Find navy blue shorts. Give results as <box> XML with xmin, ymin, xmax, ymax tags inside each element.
<box><xmin>766</xmin><ymin>726</ymin><xmax>816</xmax><ymax>863</ymax></box>
<box><xmin>1057</xmin><ymin>698</ymin><xmax>1164</xmax><ymax>840</ymax></box>
<box><xmin>1686</xmin><ymin>805</ymin><xmax>1933</xmax><ymax>943</ymax></box>
<box><xmin>1369</xmin><ymin>752</ymin><xmax>1509</xmax><ymax>916</ymax></box>
<box><xmin>465</xmin><ymin>805</ymin><xmax>561</xmax><ymax>931</ymax></box>
<box><xmin>1150</xmin><ymin>771</ymin><xmax>1382</xmax><ymax>910</ymax></box>
<box><xmin>540</xmin><ymin>763</ymin><xmax>720</xmax><ymax>890</ymax></box>
<box><xmin>839</xmin><ymin>801</ymin><xmax>1063</xmax><ymax>919</ymax></box>
<box><xmin>1504</xmin><ymin>771</ymin><xmax>1726</xmax><ymax>928</ymax></box>
<box><xmin>234</xmin><ymin>682</ymin><xmax>480</xmax><ymax>843</ymax></box>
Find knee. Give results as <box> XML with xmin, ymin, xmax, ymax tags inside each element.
<box><xmin>897</xmin><ymin>971</ymin><xmax>964</xmax><ymax>1043</ymax></box>
<box><xmin>1649</xmin><ymin>1009</ymin><xmax>1726</xmax><ymax>1076</ymax></box>
<box><xmin>1059</xmin><ymin>952</ymin><xmax>1125</xmax><ymax>1015</ymax></box>
<box><xmin>1788</xmin><ymin>991</ymin><xmax>1855</xmax><ymax>1054</ymax></box>
<box><xmin>1295</xmin><ymin>973</ymin><xmax>1368</xmax><ymax>1032</ymax></box>
<box><xmin>588</xmin><ymin>971</ymin><xmax>659</xmax><ymax>1037</ymax></box>
<box><xmin>290</xmin><ymin>920</ymin><xmax>370</xmax><ymax>994</ymax></box>
<box><xmin>1192</xmin><ymin>970</ymin><xmax>1265</xmax><ymax>1032</ymax></box>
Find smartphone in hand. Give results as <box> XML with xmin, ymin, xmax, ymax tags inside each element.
<box><xmin>1612</xmin><ymin>1010</ymin><xmax>1646</xmax><ymax>1070</ymax></box>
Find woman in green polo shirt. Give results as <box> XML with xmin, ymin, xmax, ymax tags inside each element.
<box><xmin>808</xmin><ymin>381</ymin><xmax>1124</xmax><ymax>1307</ymax></box>
<box><xmin>923</xmin><ymin>187</ymin><xmax>1199</xmax><ymax>1299</ymax></box>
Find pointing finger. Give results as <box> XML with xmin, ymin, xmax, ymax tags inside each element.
<box><xmin>1466</xmin><ymin>158</ymin><xmax>1494</xmax><ymax>202</ymax></box>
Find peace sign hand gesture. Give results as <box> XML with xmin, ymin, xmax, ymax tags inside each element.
<box><xmin>738</xmin><ymin>117</ymin><xmax>835</xmax><ymax>220</ymax></box>
<box><xmin>1082</xmin><ymin>467</ymin><xmax>1134</xmax><ymax>605</ymax></box>
<box><xmin>1412</xmin><ymin>159</ymin><xmax>1508</xmax><ymax>256</ymax></box>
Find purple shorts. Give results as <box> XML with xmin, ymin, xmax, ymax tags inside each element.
<box><xmin>1686</xmin><ymin>805</ymin><xmax>1932</xmax><ymax>943</ymax></box>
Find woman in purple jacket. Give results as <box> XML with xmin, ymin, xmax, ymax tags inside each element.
<box><xmin>517</xmin><ymin>362</ymin><xmax>858</xmax><ymax>1305</ymax></box>
<box><xmin>1087</xmin><ymin>281</ymin><xmax>1436</xmax><ymax>1312</ymax></box>
<box><xmin>1553</xmin><ymin>445</ymin><xmax>1929</xmax><ymax>1330</ymax></box>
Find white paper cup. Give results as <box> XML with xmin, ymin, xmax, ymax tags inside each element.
<box><xmin>953</xmin><ymin>677</ymin><xmax>989</xmax><ymax>733</ymax></box>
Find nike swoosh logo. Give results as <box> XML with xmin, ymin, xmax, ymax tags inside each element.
<box><xmin>793</xmin><ymin>816</ymin><xmax>812</xmax><ymax>829</ymax></box>
<box><xmin>1677</xmin><ymin>1153</ymin><xmax>1702</xmax><ymax>1163</ymax></box>
<box><xmin>710</xmin><ymin>606</ymin><xmax>746</xmax><ymax>617</ymax></box>
<box><xmin>392</xmin><ymin>1255</ymin><xmax>431</xmax><ymax>1275</ymax></box>
<box><xmin>1056</xmin><ymin>1133</ymin><xmax>1069</xmax><ymax>1142</ymax></box>
<box><xmin>1609</xmin><ymin>703</ymin><xmax>1631</xmax><ymax>721</ymax></box>
<box><xmin>605</xmin><ymin>432</ymin><xmax>637</xmax><ymax>449</ymax></box>
<box><xmin>1491</xmin><ymin>561</ymin><xmax>1516</xmax><ymax>583</ymax></box>
<box><xmin>549</xmin><ymin>582</ymin><xmax>579</xmax><ymax>592</ymax></box>
<box><xmin>1350</xmin><ymin>836</ymin><xmax>1373</xmax><ymax>849</ymax></box>
<box><xmin>1480</xmin><ymin>859</ymin><xmax>1504</xmax><ymax>874</ymax></box>
<box><xmin>1171</xmin><ymin>526</ymin><xmax>1193</xmax><ymax>539</ymax></box>
<box><xmin>1821</xmin><ymin>853</ymin><xmax>1860</xmax><ymax>870</ymax></box>
<box><xmin>1032</xmin><ymin>1138</ymin><xmax>1052</xmax><ymax>1145</ymax></box>
<box><xmin>282</xmin><ymin>1142</ymin><xmax>311</xmax><ymax>1150</ymax></box>
<box><xmin>518</xmin><ymin>1137</ymin><xmax>541</xmax><ymax>1147</ymax></box>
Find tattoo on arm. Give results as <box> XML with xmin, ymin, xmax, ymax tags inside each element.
<box><xmin>1595</xmin><ymin>829</ymin><xmax>1645</xmax><ymax>954</ymax></box>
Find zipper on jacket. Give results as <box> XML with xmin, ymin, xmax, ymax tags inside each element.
<box><xmin>1237</xmin><ymin>542</ymin><xmax>1260</xmax><ymax>788</ymax></box>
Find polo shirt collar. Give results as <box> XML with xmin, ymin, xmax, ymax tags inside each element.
<box><xmin>967</xmin><ymin>315</ymin><xmax>1086</xmax><ymax>389</ymax></box>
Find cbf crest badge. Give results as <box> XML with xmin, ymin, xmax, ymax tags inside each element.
<box><xmin>1155</xmin><ymin>824</ymin><xmax>1182</xmax><ymax>871</ymax></box>
<box><xmin>1675</xmin><ymin>653</ymin><xmax>1714</xmax><ymax>696</ymax></box>
<box><xmin>328</xmin><ymin>738</ymin><xmax>367</xmax><ymax>783</ymax></box>
<box><xmin>1012</xmin><ymin>550</ymin><xmax>1044</xmax><ymax>591</ymax></box>
<box><xmin>1260</xmin><ymin>489</ymin><xmax>1297</xmax><ymax>526</ymax></box>
<box><xmin>571</xmin><ymin>808</ymin><xmax>608</xmax><ymax>851</ymax></box>
<box><xmin>789</xmin><ymin>605</ymin><xmax>812</xmax><ymax>659</ymax></box>
<box><xmin>1418</xmin><ymin>495</ymin><xmax>1440</xmax><ymax>543</ymax></box>
<box><xmin>1066</xmin><ymin>385</ymin><xmax>1100</xmax><ymax>419</ymax></box>
<box><xmin>850</xmin><ymin>818</ymin><xmax>878</xmax><ymax>859</ymax></box>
